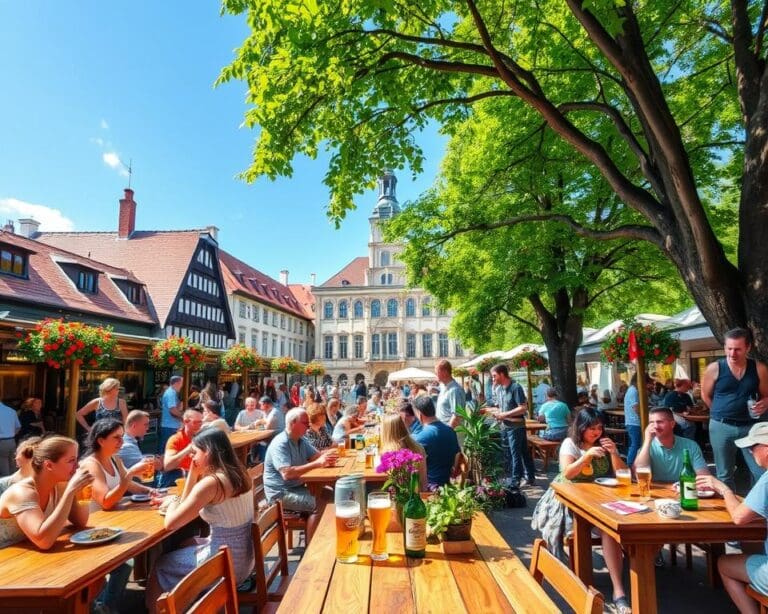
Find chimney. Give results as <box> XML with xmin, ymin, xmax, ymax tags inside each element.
<box><xmin>310</xmin><ymin>273</ymin><xmax>317</xmax><ymax>286</ymax></box>
<box><xmin>18</xmin><ymin>218</ymin><xmax>40</xmax><ymax>238</ymax></box>
<box><xmin>118</xmin><ymin>188</ymin><xmax>137</xmax><ymax>239</ymax></box>
<box><xmin>2</xmin><ymin>220</ymin><xmax>14</xmax><ymax>234</ymax></box>
<box><xmin>205</xmin><ymin>225</ymin><xmax>219</xmax><ymax>241</ymax></box>
<box><xmin>279</xmin><ymin>269</ymin><xmax>289</xmax><ymax>286</ymax></box>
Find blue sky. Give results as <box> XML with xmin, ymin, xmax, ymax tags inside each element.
<box><xmin>0</xmin><ymin>2</ymin><xmax>446</xmax><ymax>285</ymax></box>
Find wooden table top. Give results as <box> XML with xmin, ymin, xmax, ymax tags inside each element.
<box><xmin>525</xmin><ymin>421</ymin><xmax>547</xmax><ymax>431</ymax></box>
<box><xmin>228</xmin><ymin>429</ymin><xmax>275</xmax><ymax>448</ymax></box>
<box><xmin>552</xmin><ymin>481</ymin><xmax>766</xmax><ymax>544</ymax></box>
<box><xmin>301</xmin><ymin>450</ymin><xmax>386</xmax><ymax>484</ymax></box>
<box><xmin>277</xmin><ymin>505</ymin><xmax>558</xmax><ymax>614</ymax></box>
<box><xmin>683</xmin><ymin>413</ymin><xmax>710</xmax><ymax>423</ymax></box>
<box><xmin>0</xmin><ymin>498</ymin><xmax>169</xmax><ymax>599</ymax></box>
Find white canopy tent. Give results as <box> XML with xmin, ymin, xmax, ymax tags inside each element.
<box><xmin>387</xmin><ymin>367</ymin><xmax>437</xmax><ymax>384</ymax></box>
<box><xmin>458</xmin><ymin>350</ymin><xmax>506</xmax><ymax>369</ymax></box>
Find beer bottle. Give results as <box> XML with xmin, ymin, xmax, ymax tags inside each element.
<box><xmin>679</xmin><ymin>448</ymin><xmax>698</xmax><ymax>511</ymax></box>
<box><xmin>403</xmin><ymin>471</ymin><xmax>426</xmax><ymax>558</ymax></box>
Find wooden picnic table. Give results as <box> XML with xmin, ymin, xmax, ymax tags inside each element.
<box><xmin>228</xmin><ymin>429</ymin><xmax>274</xmax><ymax>464</ymax></box>
<box><xmin>0</xmin><ymin>498</ymin><xmax>171</xmax><ymax>613</ymax></box>
<box><xmin>276</xmin><ymin>504</ymin><xmax>558</xmax><ymax>613</ymax></box>
<box><xmin>525</xmin><ymin>420</ymin><xmax>547</xmax><ymax>433</ymax></box>
<box><xmin>552</xmin><ymin>481</ymin><xmax>766</xmax><ymax>614</ymax></box>
<box><xmin>301</xmin><ymin>450</ymin><xmax>386</xmax><ymax>499</ymax></box>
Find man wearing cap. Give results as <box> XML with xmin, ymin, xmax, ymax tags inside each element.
<box><xmin>697</xmin><ymin>422</ymin><xmax>768</xmax><ymax>611</ymax></box>
<box><xmin>702</xmin><ymin>327</ymin><xmax>768</xmax><ymax>488</ymax></box>
<box><xmin>634</xmin><ymin>407</ymin><xmax>709</xmax><ymax>483</ymax></box>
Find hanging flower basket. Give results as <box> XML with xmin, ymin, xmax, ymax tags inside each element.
<box><xmin>16</xmin><ymin>318</ymin><xmax>117</xmax><ymax>369</ymax></box>
<box><xmin>149</xmin><ymin>336</ymin><xmax>207</xmax><ymax>371</ymax></box>
<box><xmin>252</xmin><ymin>356</ymin><xmax>272</xmax><ymax>372</ymax></box>
<box><xmin>220</xmin><ymin>344</ymin><xmax>261</xmax><ymax>372</ymax></box>
<box><xmin>509</xmin><ymin>350</ymin><xmax>548</xmax><ymax>371</ymax></box>
<box><xmin>475</xmin><ymin>356</ymin><xmax>501</xmax><ymax>373</ymax></box>
<box><xmin>453</xmin><ymin>367</ymin><xmax>469</xmax><ymax>378</ymax></box>
<box><xmin>304</xmin><ymin>361</ymin><xmax>326</xmax><ymax>377</ymax></box>
<box><xmin>601</xmin><ymin>322</ymin><xmax>681</xmax><ymax>364</ymax></box>
<box><xmin>271</xmin><ymin>356</ymin><xmax>301</xmax><ymax>374</ymax></box>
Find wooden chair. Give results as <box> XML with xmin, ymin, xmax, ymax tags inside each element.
<box><xmin>283</xmin><ymin>509</ymin><xmax>308</xmax><ymax>550</ymax></box>
<box><xmin>156</xmin><ymin>546</ymin><xmax>239</xmax><ymax>614</ymax></box>
<box><xmin>248</xmin><ymin>463</ymin><xmax>267</xmax><ymax>514</ymax></box>
<box><xmin>530</xmin><ymin>538</ymin><xmax>604</xmax><ymax>614</ymax></box>
<box><xmin>239</xmin><ymin>501</ymin><xmax>292</xmax><ymax>610</ymax></box>
<box><xmin>747</xmin><ymin>584</ymin><xmax>768</xmax><ymax>613</ymax></box>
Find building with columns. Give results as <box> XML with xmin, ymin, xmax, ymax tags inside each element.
<box><xmin>312</xmin><ymin>172</ymin><xmax>470</xmax><ymax>388</ymax></box>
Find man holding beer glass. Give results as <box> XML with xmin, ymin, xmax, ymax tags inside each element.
<box><xmin>118</xmin><ymin>410</ymin><xmax>163</xmax><ymax>484</ymax></box>
<box><xmin>264</xmin><ymin>408</ymin><xmax>338</xmax><ymax>543</ymax></box>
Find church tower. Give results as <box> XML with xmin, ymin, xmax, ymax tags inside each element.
<box><xmin>367</xmin><ymin>171</ymin><xmax>403</xmax><ymax>286</ymax></box>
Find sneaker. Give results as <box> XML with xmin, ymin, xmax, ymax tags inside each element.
<box><xmin>613</xmin><ymin>596</ymin><xmax>632</xmax><ymax>614</ymax></box>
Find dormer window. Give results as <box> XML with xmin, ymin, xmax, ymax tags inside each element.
<box><xmin>77</xmin><ymin>270</ymin><xmax>97</xmax><ymax>293</ymax></box>
<box><xmin>0</xmin><ymin>247</ymin><xmax>28</xmax><ymax>278</ymax></box>
<box><xmin>114</xmin><ymin>279</ymin><xmax>143</xmax><ymax>304</ymax></box>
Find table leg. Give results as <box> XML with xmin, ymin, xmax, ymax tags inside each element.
<box><xmin>571</xmin><ymin>514</ymin><xmax>594</xmax><ymax>587</ymax></box>
<box><xmin>628</xmin><ymin>544</ymin><xmax>657</xmax><ymax>614</ymax></box>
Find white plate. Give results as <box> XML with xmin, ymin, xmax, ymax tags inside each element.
<box><xmin>595</xmin><ymin>477</ymin><xmax>618</xmax><ymax>487</ymax></box>
<box><xmin>70</xmin><ymin>527</ymin><xmax>123</xmax><ymax>545</ymax></box>
<box><xmin>131</xmin><ymin>493</ymin><xmax>151</xmax><ymax>502</ymax></box>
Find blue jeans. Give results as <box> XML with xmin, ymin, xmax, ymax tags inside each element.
<box><xmin>158</xmin><ymin>467</ymin><xmax>182</xmax><ymax>489</ymax></box>
<box><xmin>626</xmin><ymin>424</ymin><xmax>642</xmax><ymax>467</ymax></box>
<box><xmin>710</xmin><ymin>419</ymin><xmax>765</xmax><ymax>489</ymax></box>
<box><xmin>504</xmin><ymin>425</ymin><xmax>536</xmax><ymax>485</ymax></box>
<box><xmin>97</xmin><ymin>561</ymin><xmax>132</xmax><ymax>609</ymax></box>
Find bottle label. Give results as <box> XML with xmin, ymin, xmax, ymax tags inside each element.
<box><xmin>405</xmin><ymin>518</ymin><xmax>426</xmax><ymax>550</ymax></box>
<box><xmin>683</xmin><ymin>482</ymin><xmax>698</xmax><ymax>500</ymax></box>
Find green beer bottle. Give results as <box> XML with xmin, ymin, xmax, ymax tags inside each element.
<box><xmin>403</xmin><ymin>471</ymin><xmax>426</xmax><ymax>558</ymax></box>
<box><xmin>679</xmin><ymin>448</ymin><xmax>698</xmax><ymax>511</ymax></box>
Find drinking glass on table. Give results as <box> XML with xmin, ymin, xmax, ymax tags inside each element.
<box><xmin>615</xmin><ymin>468</ymin><xmax>632</xmax><ymax>499</ymax></box>
<box><xmin>336</xmin><ymin>500</ymin><xmax>361</xmax><ymax>563</ymax></box>
<box><xmin>76</xmin><ymin>483</ymin><xmax>92</xmax><ymax>505</ymax></box>
<box><xmin>636</xmin><ymin>465</ymin><xmax>652</xmax><ymax>501</ymax></box>
<box><xmin>140</xmin><ymin>455</ymin><xmax>156</xmax><ymax>483</ymax></box>
<box><xmin>368</xmin><ymin>491</ymin><xmax>391</xmax><ymax>561</ymax></box>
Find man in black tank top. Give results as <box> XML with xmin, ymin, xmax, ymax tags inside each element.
<box><xmin>702</xmin><ymin>328</ymin><xmax>768</xmax><ymax>489</ymax></box>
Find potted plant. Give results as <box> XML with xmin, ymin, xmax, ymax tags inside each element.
<box><xmin>426</xmin><ymin>481</ymin><xmax>486</xmax><ymax>545</ymax></box>
<box><xmin>455</xmin><ymin>405</ymin><xmax>503</xmax><ymax>486</ymax></box>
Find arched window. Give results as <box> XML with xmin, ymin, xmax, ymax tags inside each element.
<box><xmin>338</xmin><ymin>300</ymin><xmax>348</xmax><ymax>318</ymax></box>
<box><xmin>405</xmin><ymin>297</ymin><xmax>416</xmax><ymax>317</ymax></box>
<box><xmin>380</xmin><ymin>251</ymin><xmax>391</xmax><ymax>266</ymax></box>
<box><xmin>371</xmin><ymin>299</ymin><xmax>381</xmax><ymax>318</ymax></box>
<box><xmin>353</xmin><ymin>300</ymin><xmax>363</xmax><ymax>319</ymax></box>
<box><xmin>387</xmin><ymin>298</ymin><xmax>398</xmax><ymax>317</ymax></box>
<box><xmin>422</xmin><ymin>298</ymin><xmax>431</xmax><ymax>316</ymax></box>
<box><xmin>323</xmin><ymin>301</ymin><xmax>334</xmax><ymax>320</ymax></box>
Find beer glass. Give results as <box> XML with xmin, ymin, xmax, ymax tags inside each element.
<box><xmin>336</xmin><ymin>500</ymin><xmax>361</xmax><ymax>563</ymax></box>
<box><xmin>368</xmin><ymin>491</ymin><xmax>391</xmax><ymax>561</ymax></box>
<box><xmin>636</xmin><ymin>465</ymin><xmax>652</xmax><ymax>501</ymax></box>
<box><xmin>365</xmin><ymin>446</ymin><xmax>375</xmax><ymax>469</ymax></box>
<box><xmin>76</xmin><ymin>484</ymin><xmax>92</xmax><ymax>505</ymax></box>
<box><xmin>140</xmin><ymin>455</ymin><xmax>156</xmax><ymax>483</ymax></box>
<box><xmin>615</xmin><ymin>468</ymin><xmax>632</xmax><ymax>499</ymax></box>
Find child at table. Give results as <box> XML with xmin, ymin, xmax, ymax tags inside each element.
<box><xmin>532</xmin><ymin>408</ymin><xmax>632</xmax><ymax>614</ymax></box>
<box><xmin>146</xmin><ymin>428</ymin><xmax>254</xmax><ymax>612</ymax></box>
<box><xmin>0</xmin><ymin>435</ymin><xmax>92</xmax><ymax>549</ymax></box>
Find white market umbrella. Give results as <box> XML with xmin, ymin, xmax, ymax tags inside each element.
<box><xmin>458</xmin><ymin>350</ymin><xmax>506</xmax><ymax>369</ymax></box>
<box><xmin>387</xmin><ymin>367</ymin><xmax>437</xmax><ymax>384</ymax></box>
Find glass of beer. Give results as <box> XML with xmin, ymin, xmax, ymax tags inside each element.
<box><xmin>337</xmin><ymin>440</ymin><xmax>346</xmax><ymax>456</ymax></box>
<box><xmin>615</xmin><ymin>468</ymin><xmax>632</xmax><ymax>499</ymax></box>
<box><xmin>365</xmin><ymin>446</ymin><xmax>375</xmax><ymax>469</ymax></box>
<box><xmin>140</xmin><ymin>455</ymin><xmax>156</xmax><ymax>483</ymax></box>
<box><xmin>636</xmin><ymin>465</ymin><xmax>652</xmax><ymax>501</ymax></box>
<box><xmin>76</xmin><ymin>483</ymin><xmax>92</xmax><ymax>505</ymax></box>
<box><xmin>336</xmin><ymin>500</ymin><xmax>361</xmax><ymax>563</ymax></box>
<box><xmin>368</xmin><ymin>491</ymin><xmax>391</xmax><ymax>561</ymax></box>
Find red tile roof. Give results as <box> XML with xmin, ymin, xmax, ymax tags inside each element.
<box><xmin>0</xmin><ymin>231</ymin><xmax>157</xmax><ymax>325</ymax></box>
<box><xmin>37</xmin><ymin>230</ymin><xmax>206</xmax><ymax>328</ymax></box>
<box><xmin>219</xmin><ymin>250</ymin><xmax>311</xmax><ymax>320</ymax></box>
<box><xmin>287</xmin><ymin>284</ymin><xmax>315</xmax><ymax>320</ymax></box>
<box><xmin>320</xmin><ymin>256</ymin><xmax>368</xmax><ymax>287</ymax></box>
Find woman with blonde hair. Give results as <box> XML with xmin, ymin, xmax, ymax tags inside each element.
<box><xmin>0</xmin><ymin>436</ymin><xmax>41</xmax><ymax>495</ymax></box>
<box><xmin>326</xmin><ymin>397</ymin><xmax>342</xmax><ymax>430</ymax></box>
<box><xmin>379</xmin><ymin>414</ymin><xmax>427</xmax><ymax>491</ymax></box>
<box><xmin>76</xmin><ymin>377</ymin><xmax>128</xmax><ymax>432</ymax></box>
<box><xmin>0</xmin><ymin>435</ymin><xmax>92</xmax><ymax>549</ymax></box>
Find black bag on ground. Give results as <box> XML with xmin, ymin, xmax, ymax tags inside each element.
<box><xmin>504</xmin><ymin>487</ymin><xmax>527</xmax><ymax>508</ymax></box>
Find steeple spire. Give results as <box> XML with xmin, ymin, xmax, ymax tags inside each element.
<box><xmin>371</xmin><ymin>170</ymin><xmax>400</xmax><ymax>219</ymax></box>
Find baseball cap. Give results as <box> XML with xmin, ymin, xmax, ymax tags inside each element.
<box><xmin>259</xmin><ymin>396</ymin><xmax>274</xmax><ymax>405</ymax></box>
<box><xmin>735</xmin><ymin>422</ymin><xmax>768</xmax><ymax>448</ymax></box>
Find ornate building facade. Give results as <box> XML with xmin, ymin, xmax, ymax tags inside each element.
<box><xmin>313</xmin><ymin>172</ymin><xmax>470</xmax><ymax>388</ymax></box>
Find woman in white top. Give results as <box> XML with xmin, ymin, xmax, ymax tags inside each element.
<box><xmin>80</xmin><ymin>418</ymin><xmax>154</xmax><ymax>510</ymax></box>
<box><xmin>76</xmin><ymin>377</ymin><xmax>128</xmax><ymax>433</ymax></box>
<box><xmin>146</xmin><ymin>428</ymin><xmax>254</xmax><ymax>611</ymax></box>
<box><xmin>0</xmin><ymin>435</ymin><xmax>92</xmax><ymax>549</ymax></box>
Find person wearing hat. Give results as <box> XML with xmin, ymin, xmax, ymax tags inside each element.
<box><xmin>697</xmin><ymin>422</ymin><xmax>768</xmax><ymax>611</ymax></box>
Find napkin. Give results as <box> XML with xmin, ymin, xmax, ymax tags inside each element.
<box><xmin>602</xmin><ymin>501</ymin><xmax>648</xmax><ymax>515</ymax></box>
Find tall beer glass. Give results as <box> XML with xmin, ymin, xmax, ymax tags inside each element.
<box><xmin>615</xmin><ymin>468</ymin><xmax>632</xmax><ymax>499</ymax></box>
<box><xmin>140</xmin><ymin>455</ymin><xmax>156</xmax><ymax>483</ymax></box>
<box><xmin>636</xmin><ymin>465</ymin><xmax>652</xmax><ymax>501</ymax></box>
<box><xmin>336</xmin><ymin>500</ymin><xmax>361</xmax><ymax>563</ymax></box>
<box><xmin>368</xmin><ymin>491</ymin><xmax>391</xmax><ymax>561</ymax></box>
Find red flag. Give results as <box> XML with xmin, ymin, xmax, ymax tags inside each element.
<box><xmin>628</xmin><ymin>330</ymin><xmax>639</xmax><ymax>363</ymax></box>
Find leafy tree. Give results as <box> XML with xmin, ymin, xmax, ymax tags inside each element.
<box><xmin>219</xmin><ymin>1</ymin><xmax>767</xmax><ymax>357</ymax></box>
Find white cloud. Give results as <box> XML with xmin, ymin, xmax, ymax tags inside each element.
<box><xmin>90</xmin><ymin>137</ymin><xmax>104</xmax><ymax>147</ymax></box>
<box><xmin>0</xmin><ymin>198</ymin><xmax>75</xmax><ymax>232</ymax></box>
<box><xmin>103</xmin><ymin>151</ymin><xmax>129</xmax><ymax>177</ymax></box>
<box><xmin>100</xmin><ymin>119</ymin><xmax>109</xmax><ymax>130</ymax></box>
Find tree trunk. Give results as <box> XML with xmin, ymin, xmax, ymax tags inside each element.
<box><xmin>543</xmin><ymin>334</ymin><xmax>580</xmax><ymax>408</ymax></box>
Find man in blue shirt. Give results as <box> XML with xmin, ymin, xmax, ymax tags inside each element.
<box><xmin>412</xmin><ymin>396</ymin><xmax>461</xmax><ymax>487</ymax></box>
<box><xmin>398</xmin><ymin>400</ymin><xmax>422</xmax><ymax>435</ymax></box>
<box><xmin>435</xmin><ymin>359</ymin><xmax>466</xmax><ymax>429</ymax></box>
<box><xmin>159</xmin><ymin>375</ymin><xmax>183</xmax><ymax>454</ymax></box>
<box><xmin>634</xmin><ymin>407</ymin><xmax>709</xmax><ymax>482</ymax></box>
<box><xmin>623</xmin><ymin>373</ymin><xmax>642</xmax><ymax>466</ymax></box>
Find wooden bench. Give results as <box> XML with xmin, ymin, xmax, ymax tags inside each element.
<box><xmin>528</xmin><ymin>436</ymin><xmax>561</xmax><ymax>472</ymax></box>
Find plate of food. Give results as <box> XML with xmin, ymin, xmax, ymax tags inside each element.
<box><xmin>595</xmin><ymin>477</ymin><xmax>618</xmax><ymax>487</ymax></box>
<box><xmin>131</xmin><ymin>493</ymin><xmax>151</xmax><ymax>502</ymax></box>
<box><xmin>70</xmin><ymin>527</ymin><xmax>123</xmax><ymax>545</ymax></box>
